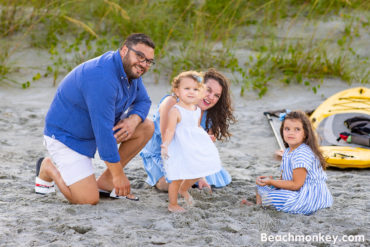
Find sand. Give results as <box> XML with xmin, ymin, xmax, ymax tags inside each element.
<box><xmin>0</xmin><ymin>75</ymin><xmax>369</xmax><ymax>246</ymax></box>
<box><xmin>1</xmin><ymin>13</ymin><xmax>369</xmax><ymax>245</ymax></box>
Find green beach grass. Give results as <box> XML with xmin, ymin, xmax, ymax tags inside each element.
<box><xmin>0</xmin><ymin>0</ymin><xmax>369</xmax><ymax>95</ymax></box>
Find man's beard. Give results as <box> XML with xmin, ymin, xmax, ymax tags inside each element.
<box><xmin>122</xmin><ymin>54</ymin><xmax>144</xmax><ymax>80</ymax></box>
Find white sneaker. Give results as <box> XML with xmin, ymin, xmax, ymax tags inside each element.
<box><xmin>35</xmin><ymin>157</ymin><xmax>55</xmax><ymax>194</ymax></box>
<box><xmin>35</xmin><ymin>177</ymin><xmax>55</xmax><ymax>194</ymax></box>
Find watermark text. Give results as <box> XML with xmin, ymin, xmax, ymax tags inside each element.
<box><xmin>261</xmin><ymin>233</ymin><xmax>365</xmax><ymax>245</ymax></box>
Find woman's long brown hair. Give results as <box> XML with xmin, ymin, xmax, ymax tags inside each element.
<box><xmin>204</xmin><ymin>68</ymin><xmax>236</xmax><ymax>141</ymax></box>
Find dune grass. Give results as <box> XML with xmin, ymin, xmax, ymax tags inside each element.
<box><xmin>0</xmin><ymin>0</ymin><xmax>368</xmax><ymax>95</ymax></box>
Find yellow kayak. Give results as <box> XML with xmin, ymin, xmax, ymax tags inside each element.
<box><xmin>310</xmin><ymin>87</ymin><xmax>370</xmax><ymax>168</ymax></box>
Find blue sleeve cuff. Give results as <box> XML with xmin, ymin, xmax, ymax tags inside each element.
<box><xmin>127</xmin><ymin>110</ymin><xmax>146</xmax><ymax>122</ymax></box>
<box><xmin>100</xmin><ymin>152</ymin><xmax>120</xmax><ymax>163</ymax></box>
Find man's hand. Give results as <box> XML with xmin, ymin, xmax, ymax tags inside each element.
<box><xmin>112</xmin><ymin>172</ymin><xmax>131</xmax><ymax>196</ymax></box>
<box><xmin>105</xmin><ymin>161</ymin><xmax>131</xmax><ymax>196</ymax></box>
<box><xmin>113</xmin><ymin>114</ymin><xmax>141</xmax><ymax>143</ymax></box>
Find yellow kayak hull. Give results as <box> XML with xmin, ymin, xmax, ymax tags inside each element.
<box><xmin>320</xmin><ymin>146</ymin><xmax>370</xmax><ymax>169</ymax></box>
<box><xmin>310</xmin><ymin>87</ymin><xmax>370</xmax><ymax>168</ymax></box>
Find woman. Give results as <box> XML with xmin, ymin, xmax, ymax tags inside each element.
<box><xmin>140</xmin><ymin>68</ymin><xmax>236</xmax><ymax>191</ymax></box>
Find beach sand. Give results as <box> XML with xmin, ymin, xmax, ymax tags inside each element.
<box><xmin>0</xmin><ymin>75</ymin><xmax>368</xmax><ymax>246</ymax></box>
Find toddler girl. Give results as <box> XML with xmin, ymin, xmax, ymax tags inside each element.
<box><xmin>161</xmin><ymin>71</ymin><xmax>222</xmax><ymax>212</ymax></box>
<box><xmin>254</xmin><ymin>110</ymin><xmax>333</xmax><ymax>215</ymax></box>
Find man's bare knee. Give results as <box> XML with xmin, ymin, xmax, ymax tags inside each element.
<box><xmin>88</xmin><ymin>197</ymin><xmax>99</xmax><ymax>205</ymax></box>
<box><xmin>70</xmin><ymin>194</ymin><xmax>99</xmax><ymax>205</ymax></box>
<box><xmin>68</xmin><ymin>175</ymin><xmax>99</xmax><ymax>205</ymax></box>
<box><xmin>140</xmin><ymin>119</ymin><xmax>154</xmax><ymax>136</ymax></box>
<box><xmin>86</xmin><ymin>193</ymin><xmax>100</xmax><ymax>205</ymax></box>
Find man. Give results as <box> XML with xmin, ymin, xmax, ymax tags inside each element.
<box><xmin>35</xmin><ymin>33</ymin><xmax>155</xmax><ymax>204</ymax></box>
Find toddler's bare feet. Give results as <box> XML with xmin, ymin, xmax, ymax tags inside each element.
<box><xmin>241</xmin><ymin>199</ymin><xmax>253</xmax><ymax>206</ymax></box>
<box><xmin>168</xmin><ymin>204</ymin><xmax>186</xmax><ymax>213</ymax></box>
<box><xmin>179</xmin><ymin>191</ymin><xmax>194</xmax><ymax>207</ymax></box>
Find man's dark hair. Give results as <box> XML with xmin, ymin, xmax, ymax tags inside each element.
<box><xmin>122</xmin><ymin>33</ymin><xmax>155</xmax><ymax>49</ymax></box>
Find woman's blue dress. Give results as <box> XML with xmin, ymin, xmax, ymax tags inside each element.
<box><xmin>140</xmin><ymin>95</ymin><xmax>231</xmax><ymax>187</ymax></box>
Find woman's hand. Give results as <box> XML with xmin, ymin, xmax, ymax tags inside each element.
<box><xmin>198</xmin><ymin>177</ymin><xmax>212</xmax><ymax>193</ymax></box>
<box><xmin>208</xmin><ymin>134</ymin><xmax>216</xmax><ymax>142</ymax></box>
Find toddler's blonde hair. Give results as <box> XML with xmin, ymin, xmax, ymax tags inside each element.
<box><xmin>171</xmin><ymin>71</ymin><xmax>204</xmax><ymax>94</ymax></box>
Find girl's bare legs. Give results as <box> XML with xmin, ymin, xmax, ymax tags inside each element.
<box><xmin>241</xmin><ymin>190</ymin><xmax>260</xmax><ymax>206</ymax></box>
<box><xmin>168</xmin><ymin>180</ymin><xmax>184</xmax><ymax>212</ymax></box>
<box><xmin>256</xmin><ymin>191</ymin><xmax>262</xmax><ymax>205</ymax></box>
<box><xmin>179</xmin><ymin>178</ymin><xmax>199</xmax><ymax>206</ymax></box>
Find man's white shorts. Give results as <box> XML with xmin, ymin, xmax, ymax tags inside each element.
<box><xmin>44</xmin><ymin>135</ymin><xmax>94</xmax><ymax>186</ymax></box>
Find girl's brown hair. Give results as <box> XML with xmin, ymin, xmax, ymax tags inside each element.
<box><xmin>204</xmin><ymin>68</ymin><xmax>236</xmax><ymax>141</ymax></box>
<box><xmin>280</xmin><ymin>111</ymin><xmax>327</xmax><ymax>169</ymax></box>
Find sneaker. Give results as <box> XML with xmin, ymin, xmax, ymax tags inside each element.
<box><xmin>35</xmin><ymin>177</ymin><xmax>55</xmax><ymax>194</ymax></box>
<box><xmin>35</xmin><ymin>157</ymin><xmax>55</xmax><ymax>194</ymax></box>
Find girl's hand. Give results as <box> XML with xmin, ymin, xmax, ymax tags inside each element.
<box><xmin>256</xmin><ymin>176</ymin><xmax>272</xmax><ymax>186</ymax></box>
<box><xmin>161</xmin><ymin>144</ymin><xmax>169</xmax><ymax>160</ymax></box>
<box><xmin>274</xmin><ymin>149</ymin><xmax>284</xmax><ymax>161</ymax></box>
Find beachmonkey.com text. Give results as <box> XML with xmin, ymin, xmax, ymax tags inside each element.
<box><xmin>260</xmin><ymin>232</ymin><xmax>365</xmax><ymax>245</ymax></box>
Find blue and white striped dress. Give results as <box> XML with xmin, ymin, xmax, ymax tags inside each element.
<box><xmin>257</xmin><ymin>143</ymin><xmax>333</xmax><ymax>215</ymax></box>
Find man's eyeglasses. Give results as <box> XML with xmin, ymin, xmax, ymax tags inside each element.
<box><xmin>127</xmin><ymin>46</ymin><xmax>155</xmax><ymax>67</ymax></box>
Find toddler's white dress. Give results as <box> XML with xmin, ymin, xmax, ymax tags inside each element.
<box><xmin>164</xmin><ymin>105</ymin><xmax>222</xmax><ymax>180</ymax></box>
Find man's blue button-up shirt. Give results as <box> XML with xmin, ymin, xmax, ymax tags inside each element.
<box><xmin>44</xmin><ymin>49</ymin><xmax>151</xmax><ymax>163</ymax></box>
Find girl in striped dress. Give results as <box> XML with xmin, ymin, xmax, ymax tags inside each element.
<box><xmin>254</xmin><ymin>111</ymin><xmax>333</xmax><ymax>215</ymax></box>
